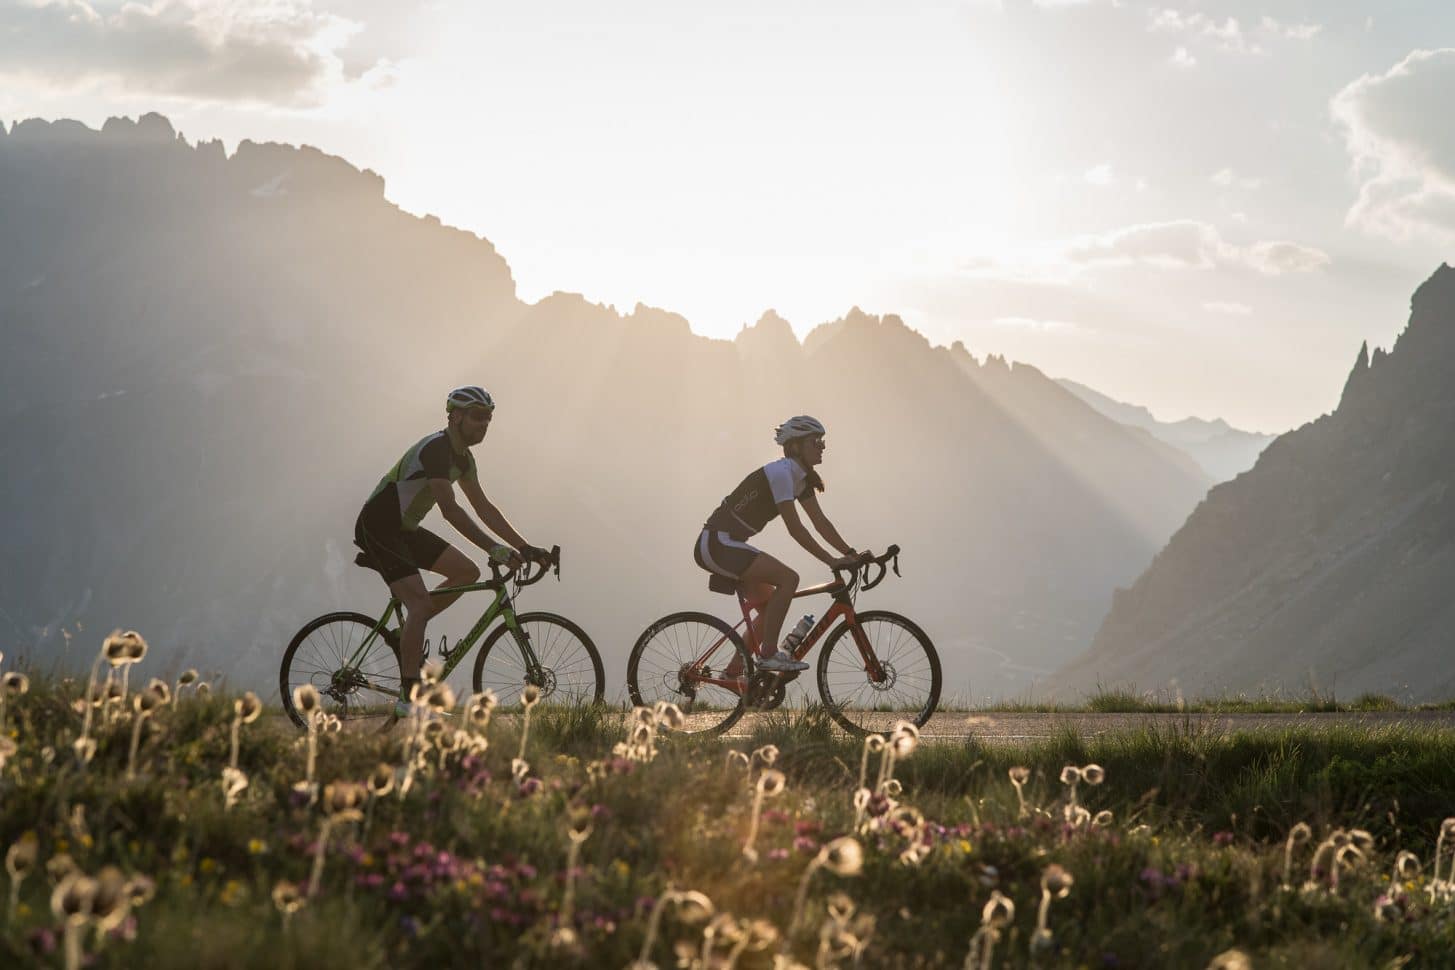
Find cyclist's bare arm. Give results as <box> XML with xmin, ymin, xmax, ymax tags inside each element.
<box><xmin>798</xmin><ymin>491</ymin><xmax>859</xmax><ymax>559</ymax></box>
<box><xmin>779</xmin><ymin>500</ymin><xmax>857</xmax><ymax>569</ymax></box>
<box><xmin>458</xmin><ymin>477</ymin><xmax>536</xmax><ymax>552</ymax></box>
<box><xmin>429</xmin><ymin>479</ymin><xmax>509</xmax><ymax>558</ymax></box>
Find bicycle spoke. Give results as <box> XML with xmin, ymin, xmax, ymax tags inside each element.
<box><xmin>817</xmin><ymin>612</ymin><xmax>940</xmax><ymax>734</ymax></box>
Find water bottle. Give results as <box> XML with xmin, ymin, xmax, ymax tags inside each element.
<box><xmin>783</xmin><ymin>614</ymin><xmax>815</xmax><ymax>652</ymax></box>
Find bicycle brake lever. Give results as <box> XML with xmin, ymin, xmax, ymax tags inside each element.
<box><xmin>892</xmin><ymin>554</ymin><xmax>901</xmax><ymax>578</ymax></box>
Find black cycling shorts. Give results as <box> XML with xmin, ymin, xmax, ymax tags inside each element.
<box><xmin>355</xmin><ymin>499</ymin><xmax>450</xmax><ymax>585</ymax></box>
<box><xmin>693</xmin><ymin>528</ymin><xmax>761</xmax><ymax>581</ymax></box>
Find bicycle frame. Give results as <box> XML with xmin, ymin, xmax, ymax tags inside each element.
<box><xmin>686</xmin><ymin>580</ymin><xmax>889</xmax><ymax>695</ymax></box>
<box><xmin>343</xmin><ymin>579</ymin><xmax>543</xmax><ymax>691</ymax></box>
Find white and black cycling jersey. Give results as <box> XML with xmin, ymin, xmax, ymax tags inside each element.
<box><xmin>703</xmin><ymin>457</ymin><xmax>822</xmax><ymax>540</ymax></box>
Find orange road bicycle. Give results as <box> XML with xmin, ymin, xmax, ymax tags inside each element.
<box><xmin>279</xmin><ymin>547</ymin><xmax>604</xmax><ymax>728</ymax></box>
<box><xmin>626</xmin><ymin>545</ymin><xmax>940</xmax><ymax>736</ymax></box>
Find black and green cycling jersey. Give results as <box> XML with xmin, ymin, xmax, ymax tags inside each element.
<box><xmin>362</xmin><ymin>429</ymin><xmax>478</xmax><ymax>530</ymax></box>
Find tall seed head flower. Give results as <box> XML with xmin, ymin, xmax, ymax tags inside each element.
<box><xmin>123</xmin><ymin>875</ymin><xmax>156</xmax><ymax>908</ymax></box>
<box><xmin>124</xmin><ymin>632</ymin><xmax>148</xmax><ymax>663</ymax></box>
<box><xmin>726</xmin><ymin>750</ymin><xmax>750</xmax><ymax>770</ymax></box>
<box><xmin>521</xmin><ymin>684</ymin><xmax>542</xmax><ymax>708</ymax></box>
<box><xmin>293</xmin><ymin>684</ymin><xmax>321</xmax><ymax>717</ymax></box>
<box><xmin>46</xmin><ymin>854</ymin><xmax>78</xmax><ymax>883</ymax></box>
<box><xmin>367</xmin><ymin>763</ymin><xmax>396</xmax><ymax>797</ymax></box>
<box><xmin>2</xmin><ymin>671</ymin><xmax>29</xmax><ymax>696</ymax></box>
<box><xmin>5</xmin><ymin>834</ymin><xmax>38</xmax><ymax>879</ymax></box>
<box><xmin>144</xmin><ymin>678</ymin><xmax>172</xmax><ymax>705</ymax></box>
<box><xmin>1081</xmin><ymin>764</ymin><xmax>1105</xmax><ymax>785</ymax></box>
<box><xmin>1059</xmin><ymin>766</ymin><xmax>1082</xmax><ymax>786</ymax></box>
<box><xmin>1289</xmin><ymin>822</ymin><xmax>1313</xmax><ymax>844</ymax></box>
<box><xmin>90</xmin><ymin>866</ymin><xmax>131</xmax><ymax>933</ymax></box>
<box><xmin>1042</xmin><ymin>864</ymin><xmax>1074</xmax><ymax>898</ymax></box>
<box><xmin>1395</xmin><ymin>850</ymin><xmax>1421</xmax><ymax>880</ymax></box>
<box><xmin>424</xmin><ymin>682</ymin><xmax>456</xmax><ymax>713</ymax></box>
<box><xmin>1206</xmin><ymin>948</ymin><xmax>1252</xmax><ymax>970</ymax></box>
<box><xmin>322</xmin><ymin>781</ymin><xmax>368</xmax><ymax>821</ymax></box>
<box><xmin>752</xmin><ymin>744</ymin><xmax>779</xmax><ymax>766</ymax></box>
<box><xmin>889</xmin><ymin>720</ymin><xmax>920</xmax><ymax>758</ymax></box>
<box><xmin>757</xmin><ymin>769</ymin><xmax>787</xmax><ymax>798</ymax></box>
<box><xmin>235</xmin><ymin>692</ymin><xmax>263</xmax><ymax>723</ymax></box>
<box><xmin>221</xmin><ymin>767</ymin><xmax>249</xmax><ymax>804</ymax></box>
<box><xmin>1008</xmin><ymin>766</ymin><xmax>1031</xmax><ymax>785</ymax></box>
<box><xmin>177</xmin><ymin>669</ymin><xmax>199</xmax><ymax>687</ymax></box>
<box><xmin>271</xmin><ymin>880</ymin><xmax>304</xmax><ymax>914</ymax></box>
<box><xmin>134</xmin><ymin>684</ymin><xmax>167</xmax><ymax>714</ymax></box>
<box><xmin>466</xmin><ymin>690</ymin><xmax>497</xmax><ymax>726</ymax></box>
<box><xmin>675</xmin><ymin>890</ymin><xmax>715</xmax><ymax>924</ymax></box>
<box><xmin>420</xmin><ymin>661</ymin><xmax>444</xmax><ymax>686</ymax></box>
<box><xmin>982</xmin><ymin>889</ymin><xmax>1015</xmax><ymax>928</ymax></box>
<box><xmin>818</xmin><ymin>838</ymin><xmax>865</xmax><ymax>877</ymax></box>
<box><xmin>50</xmin><ymin>873</ymin><xmax>98</xmax><ymax>924</ymax></box>
<box><xmin>654</xmin><ymin>701</ymin><xmax>686</xmax><ymax>731</ymax></box>
<box><xmin>102</xmin><ymin>631</ymin><xmax>137</xmax><ymax>667</ymax></box>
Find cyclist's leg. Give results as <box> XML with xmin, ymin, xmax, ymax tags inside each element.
<box><xmin>738</xmin><ymin>582</ymin><xmax>773</xmax><ymax>656</ymax></box>
<box><xmin>738</xmin><ymin>554</ymin><xmax>798</xmax><ymax>656</ymax></box>
<box><xmin>419</xmin><ymin>542</ymin><xmax>481</xmax><ymax>614</ymax></box>
<box><xmin>390</xmin><ymin>573</ymin><xmax>433</xmax><ymax>692</ymax></box>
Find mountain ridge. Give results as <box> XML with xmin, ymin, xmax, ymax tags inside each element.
<box><xmin>1051</xmin><ymin>263</ymin><xmax>1455</xmax><ymax>701</ymax></box>
<box><xmin>1</xmin><ymin>113</ymin><xmax>1211</xmax><ymax>699</ymax></box>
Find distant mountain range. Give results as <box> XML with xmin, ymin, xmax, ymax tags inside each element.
<box><xmin>1056</xmin><ymin>379</ymin><xmax>1276</xmax><ymax>482</ymax></box>
<box><xmin>0</xmin><ymin>113</ymin><xmax>1220</xmax><ymax>699</ymax></box>
<box><xmin>1052</xmin><ymin>264</ymin><xmax>1455</xmax><ymax>702</ymax></box>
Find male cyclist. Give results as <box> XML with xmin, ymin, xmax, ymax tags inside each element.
<box><xmin>355</xmin><ymin>386</ymin><xmax>549</xmax><ymax>715</ymax></box>
<box><xmin>694</xmin><ymin>415</ymin><xmax>864</xmax><ymax>671</ymax></box>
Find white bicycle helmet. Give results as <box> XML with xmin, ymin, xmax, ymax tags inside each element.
<box><xmin>774</xmin><ymin>414</ymin><xmax>826</xmax><ymax>445</ymax></box>
<box><xmin>446</xmin><ymin>385</ymin><xmax>495</xmax><ymax>412</ymax></box>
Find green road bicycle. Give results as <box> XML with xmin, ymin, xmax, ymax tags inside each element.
<box><xmin>279</xmin><ymin>546</ymin><xmax>604</xmax><ymax>729</ymax></box>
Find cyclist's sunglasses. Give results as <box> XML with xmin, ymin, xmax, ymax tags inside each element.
<box><xmin>460</xmin><ymin>407</ymin><xmax>493</xmax><ymax>422</ymax></box>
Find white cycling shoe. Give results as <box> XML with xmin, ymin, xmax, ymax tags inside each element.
<box><xmin>757</xmin><ymin>650</ymin><xmax>809</xmax><ymax>672</ymax></box>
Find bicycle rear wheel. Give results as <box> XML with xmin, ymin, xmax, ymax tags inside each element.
<box><xmin>627</xmin><ymin>612</ymin><xmax>753</xmax><ymax>735</ymax></box>
<box><xmin>815</xmin><ymin>610</ymin><xmax>941</xmax><ymax>736</ymax></box>
<box><xmin>280</xmin><ymin>611</ymin><xmax>400</xmax><ymax>729</ymax></box>
<box><xmin>472</xmin><ymin>612</ymin><xmax>605</xmax><ymax>707</ymax></box>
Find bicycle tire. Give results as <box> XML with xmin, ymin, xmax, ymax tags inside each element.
<box><xmin>472</xmin><ymin>612</ymin><xmax>605</xmax><ymax>708</ymax></box>
<box><xmin>627</xmin><ymin>611</ymin><xmax>754</xmax><ymax>736</ymax></box>
<box><xmin>815</xmin><ymin>610</ymin><xmax>941</xmax><ymax>736</ymax></box>
<box><xmin>280</xmin><ymin>611</ymin><xmax>400</xmax><ymax>729</ymax></box>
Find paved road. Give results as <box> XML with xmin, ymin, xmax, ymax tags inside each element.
<box><xmin>718</xmin><ymin>709</ymin><xmax>1455</xmax><ymax>742</ymax></box>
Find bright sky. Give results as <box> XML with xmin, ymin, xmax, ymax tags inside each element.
<box><xmin>2</xmin><ymin>0</ymin><xmax>1452</xmax><ymax>431</ymax></box>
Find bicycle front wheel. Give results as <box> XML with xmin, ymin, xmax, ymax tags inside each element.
<box><xmin>815</xmin><ymin>610</ymin><xmax>941</xmax><ymax>736</ymax></box>
<box><xmin>280</xmin><ymin>611</ymin><xmax>400</xmax><ymax>729</ymax></box>
<box><xmin>627</xmin><ymin>612</ymin><xmax>753</xmax><ymax>736</ymax></box>
<box><xmin>472</xmin><ymin>612</ymin><xmax>605</xmax><ymax>707</ymax></box>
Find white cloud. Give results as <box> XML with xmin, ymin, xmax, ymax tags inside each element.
<box><xmin>1211</xmin><ymin>168</ymin><xmax>1263</xmax><ymax>190</ymax></box>
<box><xmin>1063</xmin><ymin>220</ymin><xmax>1329</xmax><ymax>275</ymax></box>
<box><xmin>1202</xmin><ymin>301</ymin><xmax>1253</xmax><ymax>315</ymax></box>
<box><xmin>1331</xmin><ymin>48</ymin><xmax>1455</xmax><ymax>241</ymax></box>
<box><xmin>1258</xmin><ymin>16</ymin><xmax>1321</xmax><ymax>41</ymax></box>
<box><xmin>1150</xmin><ymin>10</ymin><xmax>1261</xmax><ymax>54</ymax></box>
<box><xmin>964</xmin><ymin>221</ymin><xmax>1329</xmax><ymax>281</ymax></box>
<box><xmin>0</xmin><ymin>0</ymin><xmax>367</xmax><ymax>105</ymax></box>
<box><xmin>992</xmin><ymin>316</ymin><xmax>1088</xmax><ymax>335</ymax></box>
<box><xmin>1169</xmin><ymin>45</ymin><xmax>1196</xmax><ymax>68</ymax></box>
<box><xmin>1083</xmin><ymin>162</ymin><xmax>1115</xmax><ymax>186</ymax></box>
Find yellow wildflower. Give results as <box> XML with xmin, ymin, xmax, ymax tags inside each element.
<box><xmin>199</xmin><ymin>858</ymin><xmax>217</xmax><ymax>874</ymax></box>
<box><xmin>248</xmin><ymin>839</ymin><xmax>266</xmax><ymax>855</ymax></box>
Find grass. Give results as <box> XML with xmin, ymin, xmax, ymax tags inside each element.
<box><xmin>4</xmin><ymin>661</ymin><xmax>1455</xmax><ymax>969</ymax></box>
<box><xmin>950</xmin><ymin>686</ymin><xmax>1453</xmax><ymax>714</ymax></box>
